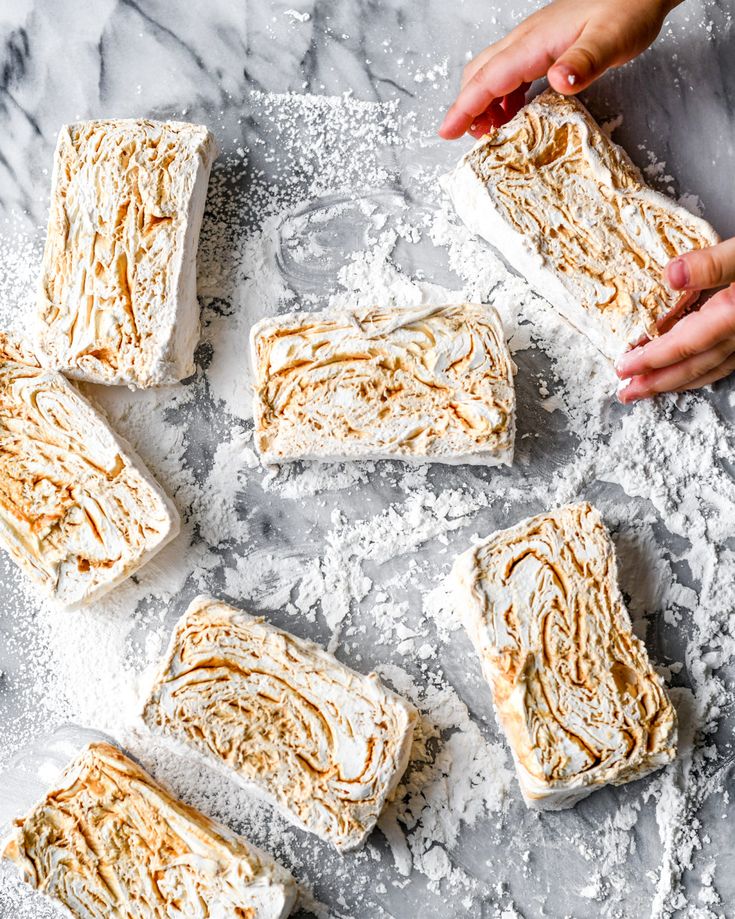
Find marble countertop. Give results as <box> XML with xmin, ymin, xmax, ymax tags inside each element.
<box><xmin>0</xmin><ymin>2</ymin><xmax>734</xmax><ymax>918</ymax></box>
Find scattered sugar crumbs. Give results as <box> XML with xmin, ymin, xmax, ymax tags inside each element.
<box><xmin>0</xmin><ymin>73</ymin><xmax>734</xmax><ymax>919</ymax></box>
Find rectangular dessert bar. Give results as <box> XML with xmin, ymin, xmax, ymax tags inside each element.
<box><xmin>142</xmin><ymin>596</ymin><xmax>418</xmax><ymax>851</ymax></box>
<box><xmin>1</xmin><ymin>741</ymin><xmax>296</xmax><ymax>919</ymax></box>
<box><xmin>250</xmin><ymin>302</ymin><xmax>515</xmax><ymax>465</ymax></box>
<box><xmin>0</xmin><ymin>337</ymin><xmax>179</xmax><ymax>609</ymax></box>
<box><xmin>442</xmin><ymin>90</ymin><xmax>720</xmax><ymax>360</ymax></box>
<box><xmin>451</xmin><ymin>502</ymin><xmax>677</xmax><ymax>810</ymax></box>
<box><xmin>36</xmin><ymin>119</ymin><xmax>218</xmax><ymax>388</ymax></box>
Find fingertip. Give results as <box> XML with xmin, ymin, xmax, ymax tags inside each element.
<box><xmin>615</xmin><ymin>353</ymin><xmax>637</xmax><ymax>379</ymax></box>
<box><xmin>548</xmin><ymin>63</ymin><xmax>581</xmax><ymax>94</ymax></box>
<box><xmin>501</xmin><ymin>84</ymin><xmax>529</xmax><ymax>119</ymax></box>
<box><xmin>437</xmin><ymin>117</ymin><xmax>465</xmax><ymax>140</ymax></box>
<box><xmin>437</xmin><ymin>112</ymin><xmax>454</xmax><ymax>138</ymax></box>
<box><xmin>617</xmin><ymin>387</ymin><xmax>640</xmax><ymax>405</ymax></box>
<box><xmin>665</xmin><ymin>257</ymin><xmax>690</xmax><ymax>291</ymax></box>
<box><xmin>469</xmin><ymin>102</ymin><xmax>508</xmax><ymax>137</ymax></box>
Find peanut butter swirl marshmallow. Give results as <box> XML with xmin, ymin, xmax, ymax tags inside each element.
<box><xmin>36</xmin><ymin>119</ymin><xmax>218</xmax><ymax>388</ymax></box>
<box><xmin>452</xmin><ymin>502</ymin><xmax>677</xmax><ymax>809</ymax></box>
<box><xmin>1</xmin><ymin>741</ymin><xmax>297</xmax><ymax>919</ymax></box>
<box><xmin>442</xmin><ymin>91</ymin><xmax>719</xmax><ymax>360</ymax></box>
<box><xmin>0</xmin><ymin>336</ymin><xmax>179</xmax><ymax>609</ymax></box>
<box><xmin>142</xmin><ymin>596</ymin><xmax>418</xmax><ymax>851</ymax></box>
<box><xmin>251</xmin><ymin>303</ymin><xmax>515</xmax><ymax>465</ymax></box>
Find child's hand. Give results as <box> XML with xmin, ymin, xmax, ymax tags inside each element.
<box><xmin>616</xmin><ymin>242</ymin><xmax>735</xmax><ymax>401</ymax></box>
<box><xmin>439</xmin><ymin>0</ymin><xmax>678</xmax><ymax>140</ymax></box>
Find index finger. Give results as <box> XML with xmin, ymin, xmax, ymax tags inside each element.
<box><xmin>460</xmin><ymin>31</ymin><xmax>520</xmax><ymax>89</ymax></box>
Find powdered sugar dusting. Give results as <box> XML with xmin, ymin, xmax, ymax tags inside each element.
<box><xmin>0</xmin><ymin>82</ymin><xmax>733</xmax><ymax>918</ymax></box>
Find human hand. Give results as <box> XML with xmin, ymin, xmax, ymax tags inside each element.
<box><xmin>439</xmin><ymin>0</ymin><xmax>679</xmax><ymax>140</ymax></box>
<box><xmin>616</xmin><ymin>241</ymin><xmax>735</xmax><ymax>401</ymax></box>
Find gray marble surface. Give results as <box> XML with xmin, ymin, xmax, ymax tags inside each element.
<box><xmin>0</xmin><ymin>2</ymin><xmax>734</xmax><ymax>918</ymax></box>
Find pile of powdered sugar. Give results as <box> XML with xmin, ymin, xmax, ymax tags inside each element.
<box><xmin>0</xmin><ymin>84</ymin><xmax>733</xmax><ymax>919</ymax></box>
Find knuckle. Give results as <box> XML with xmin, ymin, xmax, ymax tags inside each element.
<box><xmin>690</xmin><ymin>343</ymin><xmax>733</xmax><ymax>380</ymax></box>
<box><xmin>719</xmin><ymin>284</ymin><xmax>735</xmax><ymax>314</ymax></box>
<box><xmin>695</xmin><ymin>249</ymin><xmax>725</xmax><ymax>287</ymax></box>
<box><xmin>469</xmin><ymin>65</ymin><xmax>488</xmax><ymax>88</ymax></box>
<box><xmin>571</xmin><ymin>45</ymin><xmax>600</xmax><ymax>76</ymax></box>
<box><xmin>670</xmin><ymin>340</ymin><xmax>700</xmax><ymax>362</ymax></box>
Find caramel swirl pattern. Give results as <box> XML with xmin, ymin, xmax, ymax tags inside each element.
<box><xmin>142</xmin><ymin>596</ymin><xmax>417</xmax><ymax>851</ymax></box>
<box><xmin>452</xmin><ymin>503</ymin><xmax>677</xmax><ymax>810</ymax></box>
<box><xmin>0</xmin><ymin>742</ymin><xmax>296</xmax><ymax>919</ymax></box>
<box><xmin>251</xmin><ymin>303</ymin><xmax>515</xmax><ymax>465</ymax></box>
<box><xmin>36</xmin><ymin>119</ymin><xmax>217</xmax><ymax>387</ymax></box>
<box><xmin>444</xmin><ymin>91</ymin><xmax>719</xmax><ymax>359</ymax></box>
<box><xmin>0</xmin><ymin>341</ymin><xmax>178</xmax><ymax>608</ymax></box>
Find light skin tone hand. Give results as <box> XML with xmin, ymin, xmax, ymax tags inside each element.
<box><xmin>616</xmin><ymin>248</ymin><xmax>735</xmax><ymax>401</ymax></box>
<box><xmin>440</xmin><ymin>0</ymin><xmax>735</xmax><ymax>401</ymax></box>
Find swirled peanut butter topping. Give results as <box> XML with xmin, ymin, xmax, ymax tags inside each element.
<box><xmin>142</xmin><ymin>596</ymin><xmax>418</xmax><ymax>851</ymax></box>
<box><xmin>0</xmin><ymin>742</ymin><xmax>296</xmax><ymax>919</ymax></box>
<box><xmin>443</xmin><ymin>91</ymin><xmax>719</xmax><ymax>359</ymax></box>
<box><xmin>251</xmin><ymin>303</ymin><xmax>515</xmax><ymax>465</ymax></box>
<box><xmin>0</xmin><ymin>342</ymin><xmax>178</xmax><ymax>608</ymax></box>
<box><xmin>36</xmin><ymin>119</ymin><xmax>218</xmax><ymax>388</ymax></box>
<box><xmin>452</xmin><ymin>503</ymin><xmax>677</xmax><ymax>810</ymax></box>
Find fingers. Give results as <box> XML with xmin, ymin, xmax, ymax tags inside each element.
<box><xmin>502</xmin><ymin>83</ymin><xmax>531</xmax><ymax>120</ymax></box>
<box><xmin>441</xmin><ymin>0</ymin><xmax>673</xmax><ymax>140</ymax></box>
<box><xmin>460</xmin><ymin>31</ymin><xmax>518</xmax><ymax>88</ymax></box>
<box><xmin>466</xmin><ymin>84</ymin><xmax>531</xmax><ymax>138</ymax></box>
<box><xmin>467</xmin><ymin>102</ymin><xmax>506</xmax><ymax>138</ymax></box>
<box><xmin>671</xmin><ymin>353</ymin><xmax>735</xmax><ymax>391</ymax></box>
<box><xmin>548</xmin><ymin>24</ymin><xmax>625</xmax><ymax>93</ymax></box>
<box><xmin>618</xmin><ymin>338</ymin><xmax>735</xmax><ymax>403</ymax></box>
<box><xmin>439</xmin><ymin>43</ymin><xmax>555</xmax><ymax>139</ymax></box>
<box><xmin>616</xmin><ymin>286</ymin><xmax>735</xmax><ymax>378</ymax></box>
<box><xmin>665</xmin><ymin>237</ymin><xmax>735</xmax><ymax>292</ymax></box>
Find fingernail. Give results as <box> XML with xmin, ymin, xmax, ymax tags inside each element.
<box><xmin>616</xmin><ymin>377</ymin><xmax>634</xmax><ymax>403</ymax></box>
<box><xmin>666</xmin><ymin>258</ymin><xmax>689</xmax><ymax>290</ymax></box>
<box><xmin>615</xmin><ymin>354</ymin><xmax>632</xmax><ymax>377</ymax></box>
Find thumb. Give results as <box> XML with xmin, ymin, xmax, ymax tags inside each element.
<box><xmin>548</xmin><ymin>25</ymin><xmax>624</xmax><ymax>93</ymax></box>
<box><xmin>665</xmin><ymin>237</ymin><xmax>735</xmax><ymax>292</ymax></box>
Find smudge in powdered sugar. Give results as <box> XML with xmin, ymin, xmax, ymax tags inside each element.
<box><xmin>376</xmin><ymin>663</ymin><xmax>513</xmax><ymax>884</ymax></box>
